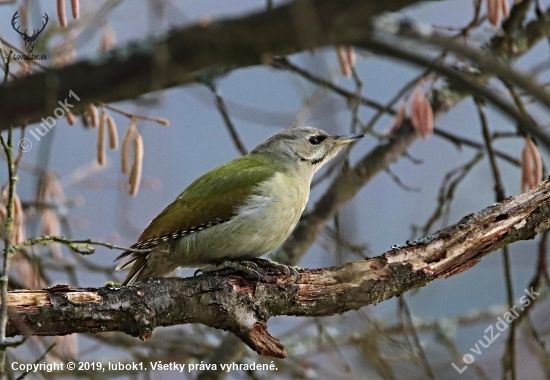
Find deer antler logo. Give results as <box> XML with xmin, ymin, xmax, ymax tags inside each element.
<box><xmin>11</xmin><ymin>11</ymin><xmax>49</xmax><ymax>54</ymax></box>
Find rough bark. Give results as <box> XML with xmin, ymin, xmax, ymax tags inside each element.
<box><xmin>5</xmin><ymin>178</ymin><xmax>550</xmax><ymax>358</ymax></box>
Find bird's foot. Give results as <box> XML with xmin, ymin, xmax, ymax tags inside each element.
<box><xmin>194</xmin><ymin>259</ymin><xmax>300</xmax><ymax>283</ymax></box>
<box><xmin>194</xmin><ymin>260</ymin><xmax>263</xmax><ymax>281</ymax></box>
<box><xmin>250</xmin><ymin>258</ymin><xmax>300</xmax><ymax>283</ymax></box>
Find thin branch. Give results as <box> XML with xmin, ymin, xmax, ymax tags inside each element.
<box><xmin>272</xmin><ymin>57</ymin><xmax>390</xmax><ymax>114</ymax></box>
<box><xmin>475</xmin><ymin>98</ymin><xmax>505</xmax><ymax>201</ymax></box>
<box><xmin>10</xmin><ymin>235</ymin><xmax>152</xmax><ymax>256</ymax></box>
<box><xmin>398</xmin><ymin>297</ymin><xmax>435</xmax><ymax>379</ymax></box>
<box><xmin>100</xmin><ymin>103</ymin><xmax>169</xmax><ymax>126</ymax></box>
<box><xmin>210</xmin><ymin>87</ymin><xmax>248</xmax><ymax>156</ymax></box>
<box><xmin>434</xmin><ymin>128</ymin><xmax>520</xmax><ymax>167</ymax></box>
<box><xmin>15</xmin><ymin>342</ymin><xmax>55</xmax><ymax>380</ymax></box>
<box><xmin>385</xmin><ymin>167</ymin><xmax>420</xmax><ymax>192</ymax></box>
<box><xmin>413</xmin><ymin>152</ymin><xmax>483</xmax><ymax>237</ymax></box>
<box><xmin>0</xmin><ymin>49</ymin><xmax>14</xmax><ymax>377</ymax></box>
<box><xmin>364</xmin><ymin>69</ymin><xmax>428</xmax><ymax>132</ymax></box>
<box><xmin>502</xmin><ymin>245</ymin><xmax>517</xmax><ymax>380</ymax></box>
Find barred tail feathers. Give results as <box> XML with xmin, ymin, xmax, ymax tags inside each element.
<box><xmin>116</xmin><ymin>254</ymin><xmax>148</xmax><ymax>286</ymax></box>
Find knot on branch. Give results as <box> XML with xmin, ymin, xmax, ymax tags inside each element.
<box><xmin>234</xmin><ymin>323</ymin><xmax>287</xmax><ymax>358</ymax></box>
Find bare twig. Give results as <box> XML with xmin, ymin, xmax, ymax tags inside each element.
<box><xmin>15</xmin><ymin>342</ymin><xmax>55</xmax><ymax>380</ymax></box>
<box><xmin>100</xmin><ymin>103</ymin><xmax>169</xmax><ymax>126</ymax></box>
<box><xmin>398</xmin><ymin>297</ymin><xmax>435</xmax><ymax>379</ymax></box>
<box><xmin>272</xmin><ymin>57</ymin><xmax>391</xmax><ymax>115</ymax></box>
<box><xmin>209</xmin><ymin>87</ymin><xmax>248</xmax><ymax>156</ymax></box>
<box><xmin>10</xmin><ymin>236</ymin><xmax>152</xmax><ymax>256</ymax></box>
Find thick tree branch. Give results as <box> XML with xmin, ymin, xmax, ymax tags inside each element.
<box><xmin>0</xmin><ymin>0</ymin><xmax>419</xmax><ymax>130</ymax></box>
<box><xmin>4</xmin><ymin>178</ymin><xmax>550</xmax><ymax>358</ymax></box>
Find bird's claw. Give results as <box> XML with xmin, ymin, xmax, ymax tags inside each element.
<box><xmin>194</xmin><ymin>259</ymin><xmax>300</xmax><ymax>283</ymax></box>
<box><xmin>194</xmin><ymin>260</ymin><xmax>262</xmax><ymax>281</ymax></box>
<box><xmin>251</xmin><ymin>258</ymin><xmax>300</xmax><ymax>283</ymax></box>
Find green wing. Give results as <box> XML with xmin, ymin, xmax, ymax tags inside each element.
<box><xmin>137</xmin><ymin>154</ymin><xmax>278</xmax><ymax>243</ymax></box>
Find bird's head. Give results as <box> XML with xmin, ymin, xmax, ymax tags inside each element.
<box><xmin>251</xmin><ymin>126</ymin><xmax>364</xmax><ymax>173</ymax></box>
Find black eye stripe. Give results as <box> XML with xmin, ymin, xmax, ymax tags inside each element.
<box><xmin>309</xmin><ymin>135</ymin><xmax>326</xmax><ymax>145</ymax></box>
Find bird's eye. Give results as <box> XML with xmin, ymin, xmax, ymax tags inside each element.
<box><xmin>309</xmin><ymin>135</ymin><xmax>326</xmax><ymax>145</ymax></box>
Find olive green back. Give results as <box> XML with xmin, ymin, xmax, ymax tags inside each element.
<box><xmin>138</xmin><ymin>154</ymin><xmax>281</xmax><ymax>242</ymax></box>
